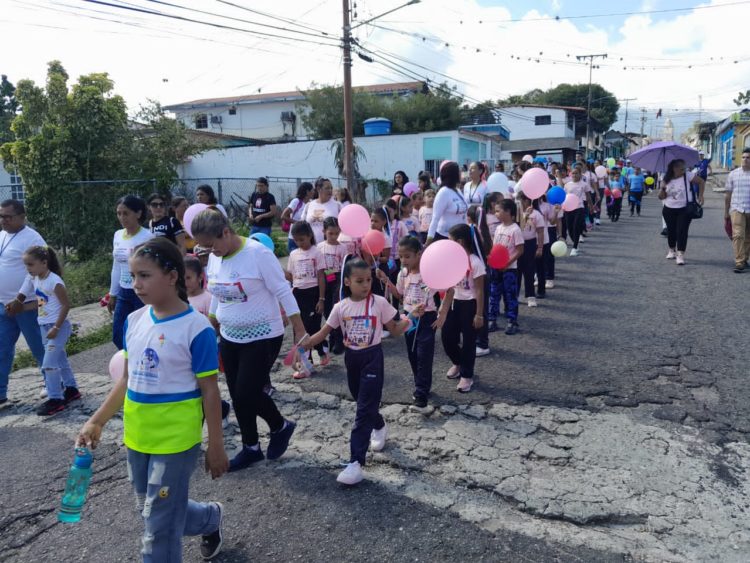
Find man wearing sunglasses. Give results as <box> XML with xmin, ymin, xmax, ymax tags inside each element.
<box><xmin>0</xmin><ymin>199</ymin><xmax>47</xmax><ymax>408</ymax></box>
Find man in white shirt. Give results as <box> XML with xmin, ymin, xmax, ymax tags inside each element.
<box><xmin>726</xmin><ymin>148</ymin><xmax>750</xmax><ymax>273</ymax></box>
<box><xmin>0</xmin><ymin>200</ymin><xmax>46</xmax><ymax>407</ymax></box>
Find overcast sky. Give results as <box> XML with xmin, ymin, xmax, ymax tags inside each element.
<box><xmin>3</xmin><ymin>0</ymin><xmax>748</xmax><ymax>141</ymax></box>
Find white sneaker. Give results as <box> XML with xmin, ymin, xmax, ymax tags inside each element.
<box><xmin>570</xmin><ymin>248</ymin><xmax>580</xmax><ymax>257</ymax></box>
<box><xmin>676</xmin><ymin>253</ymin><xmax>685</xmax><ymax>266</ymax></box>
<box><xmin>370</xmin><ymin>423</ymin><xmax>388</xmax><ymax>451</ymax></box>
<box><xmin>39</xmin><ymin>388</ymin><xmax>48</xmax><ymax>399</ymax></box>
<box><xmin>337</xmin><ymin>461</ymin><xmax>364</xmax><ymax>485</ymax></box>
<box><xmin>545</xmin><ymin>280</ymin><xmax>555</xmax><ymax>289</ymax></box>
<box><xmin>381</xmin><ymin>330</ymin><xmax>390</xmax><ymax>339</ymax></box>
<box><xmin>527</xmin><ymin>297</ymin><xmax>538</xmax><ymax>308</ymax></box>
<box><xmin>666</xmin><ymin>250</ymin><xmax>676</xmax><ymax>259</ymax></box>
<box><xmin>579</xmin><ymin>237</ymin><xmax>585</xmax><ymax>243</ymax></box>
<box><xmin>594</xmin><ymin>218</ymin><xmax>601</xmax><ymax>225</ymax></box>
<box><xmin>475</xmin><ymin>346</ymin><xmax>490</xmax><ymax>357</ymax></box>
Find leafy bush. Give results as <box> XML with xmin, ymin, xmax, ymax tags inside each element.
<box><xmin>64</xmin><ymin>253</ymin><xmax>112</xmax><ymax>307</ymax></box>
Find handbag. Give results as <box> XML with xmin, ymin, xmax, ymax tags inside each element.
<box><xmin>281</xmin><ymin>199</ymin><xmax>303</xmax><ymax>232</ymax></box>
<box><xmin>683</xmin><ymin>174</ymin><xmax>703</xmax><ymax>220</ymax></box>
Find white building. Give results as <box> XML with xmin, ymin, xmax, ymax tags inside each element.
<box><xmin>0</xmin><ymin>161</ymin><xmax>23</xmax><ymax>202</ymax></box>
<box><xmin>163</xmin><ymin>81</ymin><xmax>427</xmax><ymax>141</ymax></box>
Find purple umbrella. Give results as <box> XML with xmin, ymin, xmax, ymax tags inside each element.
<box><xmin>628</xmin><ymin>141</ymin><xmax>700</xmax><ymax>173</ymax></box>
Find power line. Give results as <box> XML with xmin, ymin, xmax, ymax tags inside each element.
<box><xmin>214</xmin><ymin>0</ymin><xmax>335</xmax><ymax>36</ymax></box>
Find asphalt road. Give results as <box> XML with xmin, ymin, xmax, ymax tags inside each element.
<box><xmin>1</xmin><ymin>187</ymin><xmax>745</xmax><ymax>562</ymax></box>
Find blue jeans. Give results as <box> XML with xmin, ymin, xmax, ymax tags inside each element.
<box><xmin>250</xmin><ymin>226</ymin><xmax>272</xmax><ymax>236</ymax></box>
<box><xmin>0</xmin><ymin>306</ymin><xmax>45</xmax><ymax>400</ymax></box>
<box><xmin>127</xmin><ymin>445</ymin><xmax>221</xmax><ymax>563</ymax></box>
<box><xmin>113</xmin><ymin>288</ymin><xmax>144</xmax><ymax>350</ymax></box>
<box><xmin>40</xmin><ymin>320</ymin><xmax>78</xmax><ymax>400</ymax></box>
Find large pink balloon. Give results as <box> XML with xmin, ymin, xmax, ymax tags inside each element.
<box><xmin>403</xmin><ymin>182</ymin><xmax>419</xmax><ymax>197</ymax></box>
<box><xmin>109</xmin><ymin>350</ymin><xmax>126</xmax><ymax>382</ymax></box>
<box><xmin>420</xmin><ymin>240</ymin><xmax>469</xmax><ymax>290</ymax></box>
<box><xmin>361</xmin><ymin>229</ymin><xmax>385</xmax><ymax>256</ymax></box>
<box><xmin>338</xmin><ymin>203</ymin><xmax>370</xmax><ymax>238</ymax></box>
<box><xmin>519</xmin><ymin>168</ymin><xmax>549</xmax><ymax>200</ymax></box>
<box><xmin>183</xmin><ymin>203</ymin><xmax>208</xmax><ymax>238</ymax></box>
<box><xmin>561</xmin><ymin>193</ymin><xmax>581</xmax><ymax>212</ymax></box>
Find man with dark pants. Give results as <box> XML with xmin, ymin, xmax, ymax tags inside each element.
<box><xmin>248</xmin><ymin>177</ymin><xmax>277</xmax><ymax>236</ymax></box>
<box><xmin>0</xmin><ymin>200</ymin><xmax>46</xmax><ymax>407</ymax></box>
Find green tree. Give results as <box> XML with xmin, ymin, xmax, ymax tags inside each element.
<box><xmin>0</xmin><ymin>75</ymin><xmax>18</xmax><ymax>145</ymax></box>
<box><xmin>0</xmin><ymin>61</ymin><xmax>208</xmax><ymax>258</ymax></box>
<box><xmin>734</xmin><ymin>90</ymin><xmax>750</xmax><ymax>106</ymax></box>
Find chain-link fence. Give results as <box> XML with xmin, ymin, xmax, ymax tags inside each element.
<box><xmin>0</xmin><ymin>183</ymin><xmax>25</xmax><ymax>203</ymax></box>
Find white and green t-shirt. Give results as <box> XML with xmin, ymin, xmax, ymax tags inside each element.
<box><xmin>19</xmin><ymin>272</ymin><xmax>66</xmax><ymax>326</ymax></box>
<box><xmin>122</xmin><ymin>305</ymin><xmax>218</xmax><ymax>454</ymax></box>
<box><xmin>110</xmin><ymin>227</ymin><xmax>155</xmax><ymax>295</ymax></box>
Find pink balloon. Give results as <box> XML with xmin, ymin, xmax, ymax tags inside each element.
<box><xmin>183</xmin><ymin>203</ymin><xmax>208</xmax><ymax>238</ymax></box>
<box><xmin>612</xmin><ymin>188</ymin><xmax>623</xmax><ymax>199</ymax></box>
<box><xmin>109</xmin><ymin>350</ymin><xmax>126</xmax><ymax>382</ymax></box>
<box><xmin>338</xmin><ymin>203</ymin><xmax>370</xmax><ymax>238</ymax></box>
<box><xmin>403</xmin><ymin>182</ymin><xmax>419</xmax><ymax>197</ymax></box>
<box><xmin>561</xmin><ymin>193</ymin><xmax>581</xmax><ymax>212</ymax></box>
<box><xmin>361</xmin><ymin>229</ymin><xmax>385</xmax><ymax>256</ymax></box>
<box><xmin>519</xmin><ymin>168</ymin><xmax>549</xmax><ymax>200</ymax></box>
<box><xmin>595</xmin><ymin>165</ymin><xmax>608</xmax><ymax>178</ymax></box>
<box><xmin>420</xmin><ymin>240</ymin><xmax>469</xmax><ymax>290</ymax></box>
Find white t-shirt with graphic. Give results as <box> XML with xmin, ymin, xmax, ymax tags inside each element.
<box><xmin>453</xmin><ymin>254</ymin><xmax>486</xmax><ymax>301</ymax></box>
<box><xmin>19</xmin><ymin>272</ymin><xmax>66</xmax><ymax>326</ymax></box>
<box><xmin>493</xmin><ymin>223</ymin><xmax>524</xmax><ymax>270</ymax></box>
<box><xmin>326</xmin><ymin>294</ymin><xmax>397</xmax><ymax>350</ymax></box>
<box><xmin>207</xmin><ymin>237</ymin><xmax>300</xmax><ymax>343</ymax></box>
<box><xmin>0</xmin><ymin>225</ymin><xmax>45</xmax><ymax>305</ymax></box>
<box><xmin>396</xmin><ymin>270</ymin><xmax>437</xmax><ymax>313</ymax></box>
<box><xmin>110</xmin><ymin>227</ymin><xmax>155</xmax><ymax>295</ymax></box>
<box><xmin>287</xmin><ymin>246</ymin><xmax>324</xmax><ymax>290</ymax></box>
<box><xmin>301</xmin><ymin>199</ymin><xmax>341</xmax><ymax>244</ymax></box>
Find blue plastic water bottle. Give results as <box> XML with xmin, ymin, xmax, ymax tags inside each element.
<box><xmin>58</xmin><ymin>447</ymin><xmax>93</xmax><ymax>523</ymax></box>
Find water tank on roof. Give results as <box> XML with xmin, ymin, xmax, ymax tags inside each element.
<box><xmin>363</xmin><ymin>117</ymin><xmax>392</xmax><ymax>136</ymax></box>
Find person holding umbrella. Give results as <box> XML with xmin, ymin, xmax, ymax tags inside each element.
<box><xmin>657</xmin><ymin>159</ymin><xmax>705</xmax><ymax>265</ymax></box>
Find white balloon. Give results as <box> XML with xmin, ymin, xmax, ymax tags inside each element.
<box><xmin>487</xmin><ymin>172</ymin><xmax>509</xmax><ymax>194</ymax></box>
<box><xmin>522</xmin><ymin>154</ymin><xmax>534</xmax><ymax>163</ymax></box>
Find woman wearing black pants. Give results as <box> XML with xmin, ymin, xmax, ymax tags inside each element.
<box><xmin>193</xmin><ymin>209</ymin><xmax>306</xmax><ymax>472</ymax></box>
<box><xmin>560</xmin><ymin>167</ymin><xmax>593</xmax><ymax>257</ymax></box>
<box><xmin>658</xmin><ymin>158</ymin><xmax>705</xmax><ymax>266</ymax></box>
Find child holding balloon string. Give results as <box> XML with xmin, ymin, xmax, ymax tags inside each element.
<box><xmin>490</xmin><ymin>199</ymin><xmax>524</xmax><ymax>335</ymax></box>
<box><xmin>517</xmin><ymin>191</ymin><xmax>546</xmax><ymax>306</ymax></box>
<box><xmin>377</xmin><ymin>236</ymin><xmax>444</xmax><ymax>409</ymax></box>
<box><xmin>300</xmin><ymin>258</ymin><xmax>411</xmax><ymax>485</ymax></box>
<box><xmin>318</xmin><ymin>217</ymin><xmax>348</xmax><ymax>355</ymax></box>
<box><xmin>441</xmin><ymin>223</ymin><xmax>486</xmax><ymax>394</ymax></box>
<box><xmin>539</xmin><ymin>193</ymin><xmax>564</xmax><ymax>290</ymax></box>
<box><xmin>418</xmin><ymin>189</ymin><xmax>435</xmax><ymax>244</ymax></box>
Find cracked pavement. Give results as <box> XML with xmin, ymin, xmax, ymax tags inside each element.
<box><xmin>1</xmin><ymin>187</ymin><xmax>749</xmax><ymax>562</ymax></box>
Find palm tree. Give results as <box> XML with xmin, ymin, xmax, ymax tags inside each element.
<box><xmin>330</xmin><ymin>138</ymin><xmax>367</xmax><ymax>202</ymax></box>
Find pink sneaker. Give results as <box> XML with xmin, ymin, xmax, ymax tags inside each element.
<box><xmin>292</xmin><ymin>370</ymin><xmax>309</xmax><ymax>380</ymax></box>
<box><xmin>456</xmin><ymin>377</ymin><xmax>473</xmax><ymax>393</ymax></box>
<box><xmin>446</xmin><ymin>365</ymin><xmax>460</xmax><ymax>379</ymax></box>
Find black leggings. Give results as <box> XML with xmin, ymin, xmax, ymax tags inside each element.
<box><xmin>518</xmin><ymin>239</ymin><xmax>537</xmax><ymax>299</ymax></box>
<box><xmin>293</xmin><ymin>286</ymin><xmax>325</xmax><ymax>356</ymax></box>
<box><xmin>220</xmin><ymin>336</ymin><xmax>285</xmax><ymax>446</ymax></box>
<box><xmin>630</xmin><ymin>191</ymin><xmax>643</xmax><ymax>214</ymax></box>
<box><xmin>441</xmin><ymin>299</ymin><xmax>477</xmax><ymax>379</ymax></box>
<box><xmin>545</xmin><ymin>227</ymin><xmax>557</xmax><ymax>280</ymax></box>
<box><xmin>323</xmin><ymin>275</ymin><xmax>343</xmax><ymax>350</ymax></box>
<box><xmin>565</xmin><ymin>208</ymin><xmax>585</xmax><ymax>249</ymax></box>
<box><xmin>662</xmin><ymin>206</ymin><xmax>692</xmax><ymax>252</ymax></box>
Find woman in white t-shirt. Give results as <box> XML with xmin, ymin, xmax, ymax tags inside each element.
<box><xmin>426</xmin><ymin>162</ymin><xmax>469</xmax><ymax>243</ymax></box>
<box><xmin>658</xmin><ymin>158</ymin><xmax>705</xmax><ymax>265</ymax></box>
<box><xmin>280</xmin><ymin>182</ymin><xmax>314</xmax><ymax>252</ymax></box>
<box><xmin>109</xmin><ymin>196</ymin><xmax>154</xmax><ymax>350</ymax></box>
<box><xmin>462</xmin><ymin>161</ymin><xmax>488</xmax><ymax>205</ymax></box>
<box><xmin>301</xmin><ymin>178</ymin><xmax>341</xmax><ymax>244</ymax></box>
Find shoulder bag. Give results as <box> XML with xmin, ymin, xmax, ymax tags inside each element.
<box><xmin>683</xmin><ymin>174</ymin><xmax>703</xmax><ymax>220</ymax></box>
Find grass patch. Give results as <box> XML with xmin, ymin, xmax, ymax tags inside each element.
<box><xmin>64</xmin><ymin>253</ymin><xmax>112</xmax><ymax>308</ymax></box>
<box><xmin>12</xmin><ymin>323</ymin><xmax>113</xmax><ymax>372</ymax></box>
<box><xmin>232</xmin><ymin>223</ymin><xmax>289</xmax><ymax>257</ymax></box>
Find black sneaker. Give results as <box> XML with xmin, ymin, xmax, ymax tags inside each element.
<box><xmin>63</xmin><ymin>387</ymin><xmax>81</xmax><ymax>404</ymax></box>
<box><xmin>412</xmin><ymin>396</ymin><xmax>428</xmax><ymax>409</ymax></box>
<box><xmin>734</xmin><ymin>264</ymin><xmax>746</xmax><ymax>273</ymax></box>
<box><xmin>505</xmin><ymin>322</ymin><xmax>519</xmax><ymax>336</ymax></box>
<box><xmin>487</xmin><ymin>321</ymin><xmax>499</xmax><ymax>333</ymax></box>
<box><xmin>267</xmin><ymin>420</ymin><xmax>296</xmax><ymax>460</ymax></box>
<box><xmin>228</xmin><ymin>445</ymin><xmax>264</xmax><ymax>472</ymax></box>
<box><xmin>660</xmin><ymin>228</ymin><xmax>668</xmax><ymax>237</ymax></box>
<box><xmin>36</xmin><ymin>399</ymin><xmax>65</xmax><ymax>416</ymax></box>
<box><xmin>200</xmin><ymin>502</ymin><xmax>224</xmax><ymax>560</ymax></box>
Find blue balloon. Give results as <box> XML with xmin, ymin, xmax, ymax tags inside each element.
<box><xmin>547</xmin><ymin>186</ymin><xmax>566</xmax><ymax>205</ymax></box>
<box><xmin>250</xmin><ymin>232</ymin><xmax>275</xmax><ymax>251</ymax></box>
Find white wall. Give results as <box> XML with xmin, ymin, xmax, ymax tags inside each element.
<box><xmin>175</xmin><ymin>100</ymin><xmax>307</xmax><ymax>140</ymax></box>
<box><xmin>497</xmin><ymin>107</ymin><xmax>573</xmax><ymax>140</ymax></box>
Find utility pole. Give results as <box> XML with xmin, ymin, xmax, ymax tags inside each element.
<box><xmin>620</xmin><ymin>98</ymin><xmax>637</xmax><ymax>135</ymax></box>
<box><xmin>341</xmin><ymin>0</ymin><xmax>354</xmax><ymax>195</ymax></box>
<box><xmin>698</xmin><ymin>94</ymin><xmax>703</xmax><ymax>125</ymax></box>
<box><xmin>576</xmin><ymin>53</ymin><xmax>607</xmax><ymax>160</ymax></box>
<box><xmin>341</xmin><ymin>0</ymin><xmax>420</xmax><ymax>201</ymax></box>
<box><xmin>639</xmin><ymin>107</ymin><xmax>647</xmax><ymax>147</ymax></box>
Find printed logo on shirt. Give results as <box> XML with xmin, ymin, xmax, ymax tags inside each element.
<box><xmin>342</xmin><ymin>315</ymin><xmax>377</xmax><ymax>348</ymax></box>
<box><xmin>132</xmin><ymin>347</ymin><xmax>160</xmax><ymax>384</ymax></box>
<box><xmin>158</xmin><ymin>333</ymin><xmax>166</xmax><ymax>346</ymax></box>
<box><xmin>404</xmin><ymin>281</ymin><xmax>427</xmax><ymax>308</ymax></box>
<box><xmin>35</xmin><ymin>288</ymin><xmax>49</xmax><ymax>317</ymax></box>
<box><xmin>208</xmin><ymin>281</ymin><xmax>248</xmax><ymax>303</ymax></box>
<box><xmin>293</xmin><ymin>258</ymin><xmax>318</xmax><ymax>283</ymax></box>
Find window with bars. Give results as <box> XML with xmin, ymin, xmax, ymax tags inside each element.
<box><xmin>10</xmin><ymin>172</ymin><xmax>24</xmax><ymax>201</ymax></box>
<box><xmin>535</xmin><ymin>115</ymin><xmax>552</xmax><ymax>126</ymax></box>
<box><xmin>194</xmin><ymin>114</ymin><xmax>208</xmax><ymax>129</ymax></box>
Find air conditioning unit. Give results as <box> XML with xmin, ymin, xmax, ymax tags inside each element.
<box><xmin>210</xmin><ymin>115</ymin><xmax>222</xmax><ymax>124</ymax></box>
<box><xmin>281</xmin><ymin>111</ymin><xmax>296</xmax><ymax>122</ymax></box>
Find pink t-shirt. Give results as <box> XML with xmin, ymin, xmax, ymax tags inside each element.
<box><xmin>337</xmin><ymin>233</ymin><xmax>357</xmax><ymax>256</ymax></box>
<box><xmin>317</xmin><ymin>241</ymin><xmax>347</xmax><ymax>273</ymax></box>
<box><xmin>493</xmin><ymin>222</ymin><xmax>524</xmax><ymax>269</ymax></box>
<box><xmin>287</xmin><ymin>246</ymin><xmax>324</xmax><ymax>290</ymax></box>
<box><xmin>453</xmin><ymin>254</ymin><xmax>486</xmax><ymax>301</ymax></box>
<box><xmin>522</xmin><ymin>209</ymin><xmax>546</xmax><ymax>242</ymax></box>
<box><xmin>396</xmin><ymin>270</ymin><xmax>437</xmax><ymax>313</ymax></box>
<box><xmin>418</xmin><ymin>206</ymin><xmax>433</xmax><ymax>233</ymax></box>
<box><xmin>326</xmin><ymin>294</ymin><xmax>398</xmax><ymax>350</ymax></box>
<box><xmin>564</xmin><ymin>180</ymin><xmax>588</xmax><ymax>209</ymax></box>
<box><xmin>188</xmin><ymin>291</ymin><xmax>213</xmax><ymax>317</ymax></box>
